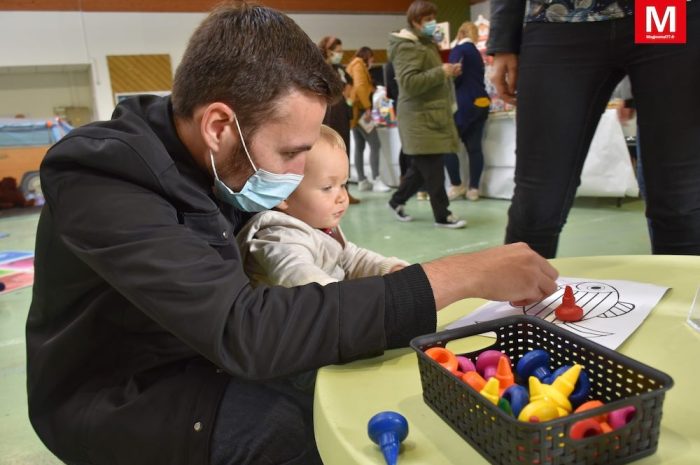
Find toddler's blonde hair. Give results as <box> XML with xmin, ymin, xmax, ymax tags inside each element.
<box><xmin>319</xmin><ymin>124</ymin><xmax>347</xmax><ymax>153</ymax></box>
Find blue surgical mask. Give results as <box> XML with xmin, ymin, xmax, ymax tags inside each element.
<box><xmin>210</xmin><ymin>115</ymin><xmax>303</xmax><ymax>212</ymax></box>
<box><xmin>421</xmin><ymin>20</ymin><xmax>437</xmax><ymax>38</ymax></box>
<box><xmin>330</xmin><ymin>51</ymin><xmax>343</xmax><ymax>65</ymax></box>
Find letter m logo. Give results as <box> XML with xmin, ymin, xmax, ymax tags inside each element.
<box><xmin>635</xmin><ymin>0</ymin><xmax>686</xmax><ymax>44</ymax></box>
<box><xmin>647</xmin><ymin>5</ymin><xmax>676</xmax><ymax>33</ymax></box>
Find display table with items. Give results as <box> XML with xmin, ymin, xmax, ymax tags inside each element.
<box><xmin>314</xmin><ymin>255</ymin><xmax>700</xmax><ymax>465</ymax></box>
<box><xmin>350</xmin><ymin>108</ymin><xmax>639</xmax><ymax>199</ymax></box>
<box><xmin>480</xmin><ymin>109</ymin><xmax>639</xmax><ymax>200</ymax></box>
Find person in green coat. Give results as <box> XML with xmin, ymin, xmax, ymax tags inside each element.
<box><xmin>387</xmin><ymin>0</ymin><xmax>465</xmax><ymax>229</ymax></box>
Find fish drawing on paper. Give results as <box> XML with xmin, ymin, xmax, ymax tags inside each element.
<box><xmin>513</xmin><ymin>282</ymin><xmax>635</xmax><ymax>338</ymax></box>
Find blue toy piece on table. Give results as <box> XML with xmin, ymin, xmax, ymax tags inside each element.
<box><xmin>367</xmin><ymin>411</ymin><xmax>409</xmax><ymax>465</ymax></box>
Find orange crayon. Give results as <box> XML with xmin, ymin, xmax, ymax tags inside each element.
<box><xmin>461</xmin><ymin>370</ymin><xmax>487</xmax><ymax>392</ymax></box>
<box><xmin>575</xmin><ymin>400</ymin><xmax>613</xmax><ymax>433</ymax></box>
<box><xmin>495</xmin><ymin>355</ymin><xmax>515</xmax><ymax>390</ymax></box>
<box><xmin>425</xmin><ymin>347</ymin><xmax>458</xmax><ymax>374</ymax></box>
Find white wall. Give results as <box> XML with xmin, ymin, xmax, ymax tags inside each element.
<box><xmin>0</xmin><ymin>11</ymin><xmax>405</xmax><ymax>120</ymax></box>
<box><xmin>0</xmin><ymin>69</ymin><xmax>92</xmax><ymax>119</ymax></box>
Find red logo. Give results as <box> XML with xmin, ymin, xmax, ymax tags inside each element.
<box><xmin>635</xmin><ymin>0</ymin><xmax>687</xmax><ymax>44</ymax></box>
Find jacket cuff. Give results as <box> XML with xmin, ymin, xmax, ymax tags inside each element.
<box><xmin>485</xmin><ymin>0</ymin><xmax>527</xmax><ymax>55</ymax></box>
<box><xmin>379</xmin><ymin>258</ymin><xmax>411</xmax><ymax>276</ymax></box>
<box><xmin>383</xmin><ymin>264</ymin><xmax>436</xmax><ymax>348</ymax></box>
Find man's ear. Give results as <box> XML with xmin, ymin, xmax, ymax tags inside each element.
<box><xmin>200</xmin><ymin>102</ymin><xmax>236</xmax><ymax>153</ymax></box>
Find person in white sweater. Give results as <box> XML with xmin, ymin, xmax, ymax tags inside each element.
<box><xmin>237</xmin><ymin>124</ymin><xmax>408</xmax><ymax>288</ymax></box>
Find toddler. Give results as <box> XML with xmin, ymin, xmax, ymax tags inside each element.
<box><xmin>237</xmin><ymin>125</ymin><xmax>408</xmax><ymax>288</ymax></box>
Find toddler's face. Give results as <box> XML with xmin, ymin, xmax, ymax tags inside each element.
<box><xmin>282</xmin><ymin>139</ymin><xmax>349</xmax><ymax>230</ymax></box>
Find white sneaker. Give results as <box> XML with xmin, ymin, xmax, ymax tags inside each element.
<box><xmin>358</xmin><ymin>179</ymin><xmax>373</xmax><ymax>191</ymax></box>
<box><xmin>466</xmin><ymin>188</ymin><xmax>480</xmax><ymax>201</ymax></box>
<box><xmin>447</xmin><ymin>185</ymin><xmax>467</xmax><ymax>200</ymax></box>
<box><xmin>372</xmin><ymin>178</ymin><xmax>391</xmax><ymax>193</ymax></box>
<box><xmin>388</xmin><ymin>202</ymin><xmax>413</xmax><ymax>222</ymax></box>
<box><xmin>434</xmin><ymin>214</ymin><xmax>467</xmax><ymax>229</ymax></box>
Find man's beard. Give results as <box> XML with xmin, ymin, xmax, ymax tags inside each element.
<box><xmin>217</xmin><ymin>141</ymin><xmax>255</xmax><ymax>192</ymax></box>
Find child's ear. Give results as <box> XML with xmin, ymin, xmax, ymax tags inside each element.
<box><xmin>276</xmin><ymin>199</ymin><xmax>290</xmax><ymax>211</ymax></box>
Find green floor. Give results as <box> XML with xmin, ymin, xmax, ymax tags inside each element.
<box><xmin>0</xmin><ymin>193</ymin><xmax>650</xmax><ymax>463</ymax></box>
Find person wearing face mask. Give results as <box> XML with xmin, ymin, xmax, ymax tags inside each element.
<box><xmin>237</xmin><ymin>124</ymin><xmax>407</xmax><ymax>289</ymax></box>
<box><xmin>387</xmin><ymin>0</ymin><xmax>467</xmax><ymax>229</ymax></box>
<box><xmin>26</xmin><ymin>3</ymin><xmax>559</xmax><ymax>465</ymax></box>
<box><xmin>318</xmin><ymin>35</ymin><xmax>360</xmax><ymax>204</ymax></box>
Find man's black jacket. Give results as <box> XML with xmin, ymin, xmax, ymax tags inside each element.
<box><xmin>26</xmin><ymin>96</ymin><xmax>435</xmax><ymax>465</ymax></box>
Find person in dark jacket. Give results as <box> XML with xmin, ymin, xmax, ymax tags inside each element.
<box><xmin>26</xmin><ymin>2</ymin><xmax>559</xmax><ymax>465</ymax></box>
<box><xmin>488</xmin><ymin>0</ymin><xmax>700</xmax><ymax>257</ymax></box>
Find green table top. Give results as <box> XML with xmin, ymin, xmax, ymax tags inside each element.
<box><xmin>315</xmin><ymin>255</ymin><xmax>700</xmax><ymax>464</ymax></box>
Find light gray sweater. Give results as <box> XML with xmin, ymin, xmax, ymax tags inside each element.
<box><xmin>237</xmin><ymin>210</ymin><xmax>409</xmax><ymax>287</ymax></box>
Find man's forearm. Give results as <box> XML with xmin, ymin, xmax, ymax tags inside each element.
<box><xmin>421</xmin><ymin>243</ymin><xmax>559</xmax><ymax>310</ymax></box>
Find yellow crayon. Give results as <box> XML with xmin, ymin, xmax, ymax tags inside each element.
<box><xmin>480</xmin><ymin>377</ymin><xmax>500</xmax><ymax>405</ymax></box>
<box><xmin>529</xmin><ymin>376</ymin><xmax>572</xmax><ymax>415</ymax></box>
<box><xmin>551</xmin><ymin>364</ymin><xmax>582</xmax><ymax>398</ymax></box>
<box><xmin>518</xmin><ymin>399</ymin><xmax>560</xmax><ymax>423</ymax></box>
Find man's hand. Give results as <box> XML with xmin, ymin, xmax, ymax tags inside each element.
<box><xmin>421</xmin><ymin>243</ymin><xmax>558</xmax><ymax>310</ymax></box>
<box><xmin>491</xmin><ymin>53</ymin><xmax>519</xmax><ymax>105</ymax></box>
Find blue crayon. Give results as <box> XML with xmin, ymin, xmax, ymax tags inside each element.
<box><xmin>367</xmin><ymin>411</ymin><xmax>409</xmax><ymax>465</ymax></box>
<box><xmin>502</xmin><ymin>384</ymin><xmax>529</xmax><ymax>418</ymax></box>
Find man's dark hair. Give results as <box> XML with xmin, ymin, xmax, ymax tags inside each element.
<box><xmin>406</xmin><ymin>0</ymin><xmax>438</xmax><ymax>28</ymax></box>
<box><xmin>172</xmin><ymin>1</ymin><xmax>343</xmax><ymax>138</ymax></box>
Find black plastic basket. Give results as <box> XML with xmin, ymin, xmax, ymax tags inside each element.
<box><xmin>410</xmin><ymin>315</ymin><xmax>673</xmax><ymax>465</ymax></box>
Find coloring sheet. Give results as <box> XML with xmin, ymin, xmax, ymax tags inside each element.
<box><xmin>446</xmin><ymin>277</ymin><xmax>669</xmax><ymax>350</ymax></box>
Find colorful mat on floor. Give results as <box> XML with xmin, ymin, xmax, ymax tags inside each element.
<box><xmin>0</xmin><ymin>251</ymin><xmax>34</xmax><ymax>294</ymax></box>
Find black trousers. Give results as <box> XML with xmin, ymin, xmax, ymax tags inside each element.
<box><xmin>460</xmin><ymin>107</ymin><xmax>489</xmax><ymax>189</ymax></box>
<box><xmin>390</xmin><ymin>154</ymin><xmax>451</xmax><ymax>222</ymax></box>
<box><xmin>506</xmin><ymin>5</ymin><xmax>700</xmax><ymax>258</ymax></box>
<box><xmin>210</xmin><ymin>378</ymin><xmax>322</xmax><ymax>465</ymax></box>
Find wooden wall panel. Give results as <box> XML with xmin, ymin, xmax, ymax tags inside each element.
<box><xmin>107</xmin><ymin>54</ymin><xmax>172</xmax><ymax>103</ymax></box>
<box><xmin>435</xmin><ymin>0</ymin><xmax>471</xmax><ymax>42</ymax></box>
<box><xmin>0</xmin><ymin>0</ymin><xmax>415</xmax><ymax>13</ymax></box>
<box><xmin>342</xmin><ymin>50</ymin><xmax>388</xmax><ymax>64</ymax></box>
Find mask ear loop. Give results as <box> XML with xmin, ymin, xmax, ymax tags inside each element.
<box><xmin>209</xmin><ymin>151</ymin><xmax>220</xmax><ymax>178</ymax></box>
<box><xmin>233</xmin><ymin>113</ymin><xmax>257</xmax><ymax>172</ymax></box>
